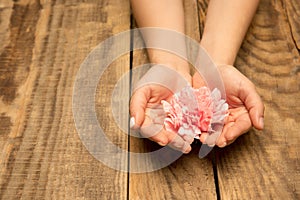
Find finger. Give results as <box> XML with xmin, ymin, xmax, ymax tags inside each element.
<box><xmin>147</xmin><ymin>129</ymin><xmax>169</xmax><ymax>146</ymax></box>
<box><xmin>240</xmin><ymin>83</ymin><xmax>265</xmax><ymax>130</ymax></box>
<box><xmin>167</xmin><ymin>133</ymin><xmax>192</xmax><ymax>154</ymax></box>
<box><xmin>216</xmin><ymin>121</ymin><xmax>234</xmax><ymax>147</ymax></box>
<box><xmin>199</xmin><ymin>132</ymin><xmax>208</xmax><ymax>144</ymax></box>
<box><xmin>182</xmin><ymin>134</ymin><xmax>195</xmax><ymax>144</ymax></box>
<box><xmin>129</xmin><ymin>87</ymin><xmax>150</xmax><ymax>129</ymax></box>
<box><xmin>142</xmin><ymin>122</ymin><xmax>193</xmax><ymax>150</ymax></box>
<box><xmin>192</xmin><ymin>72</ymin><xmax>207</xmax><ymax>88</ymax></box>
<box><xmin>148</xmin><ymin>129</ymin><xmax>191</xmax><ymax>154</ymax></box>
<box><xmin>200</xmin><ymin>132</ymin><xmax>221</xmax><ymax>146</ymax></box>
<box><xmin>139</xmin><ymin>114</ymin><xmax>169</xmax><ymax>146</ymax></box>
<box><xmin>216</xmin><ymin>115</ymin><xmax>251</xmax><ymax>147</ymax></box>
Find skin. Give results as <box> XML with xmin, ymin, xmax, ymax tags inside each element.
<box><xmin>130</xmin><ymin>0</ymin><xmax>264</xmax><ymax>152</ymax></box>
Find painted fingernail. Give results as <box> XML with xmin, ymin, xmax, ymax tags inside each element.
<box><xmin>130</xmin><ymin>117</ymin><xmax>135</xmax><ymax>129</ymax></box>
<box><xmin>259</xmin><ymin>117</ymin><xmax>264</xmax><ymax>129</ymax></box>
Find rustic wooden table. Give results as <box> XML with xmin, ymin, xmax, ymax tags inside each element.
<box><xmin>0</xmin><ymin>0</ymin><xmax>299</xmax><ymax>199</ymax></box>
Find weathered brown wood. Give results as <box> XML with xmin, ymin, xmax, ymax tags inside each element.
<box><xmin>0</xmin><ymin>0</ymin><xmax>130</xmax><ymax>199</ymax></box>
<box><xmin>1</xmin><ymin>0</ymin><xmax>299</xmax><ymax>199</ymax></box>
<box><xmin>128</xmin><ymin>1</ymin><xmax>217</xmax><ymax>199</ymax></box>
<box><xmin>213</xmin><ymin>0</ymin><xmax>300</xmax><ymax>199</ymax></box>
<box><xmin>196</xmin><ymin>0</ymin><xmax>209</xmax><ymax>37</ymax></box>
<box><xmin>184</xmin><ymin>0</ymin><xmax>201</xmax><ymax>41</ymax></box>
<box><xmin>284</xmin><ymin>0</ymin><xmax>300</xmax><ymax>51</ymax></box>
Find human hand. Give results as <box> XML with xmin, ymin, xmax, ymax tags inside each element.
<box><xmin>193</xmin><ymin>64</ymin><xmax>264</xmax><ymax>147</ymax></box>
<box><xmin>130</xmin><ymin>65</ymin><xmax>193</xmax><ymax>153</ymax></box>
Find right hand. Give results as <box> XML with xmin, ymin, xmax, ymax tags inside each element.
<box><xmin>130</xmin><ymin>66</ymin><xmax>193</xmax><ymax>153</ymax></box>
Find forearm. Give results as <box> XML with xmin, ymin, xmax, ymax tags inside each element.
<box><xmin>131</xmin><ymin>0</ymin><xmax>190</xmax><ymax>77</ymax></box>
<box><xmin>201</xmin><ymin>0</ymin><xmax>260</xmax><ymax>65</ymax></box>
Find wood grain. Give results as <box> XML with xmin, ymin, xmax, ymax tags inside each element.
<box><xmin>0</xmin><ymin>0</ymin><xmax>130</xmax><ymax>199</ymax></box>
<box><xmin>283</xmin><ymin>0</ymin><xmax>300</xmax><ymax>51</ymax></box>
<box><xmin>215</xmin><ymin>0</ymin><xmax>300</xmax><ymax>199</ymax></box>
<box><xmin>0</xmin><ymin>0</ymin><xmax>299</xmax><ymax>199</ymax></box>
<box><xmin>196</xmin><ymin>0</ymin><xmax>209</xmax><ymax>37</ymax></box>
<box><xmin>128</xmin><ymin>1</ymin><xmax>217</xmax><ymax>199</ymax></box>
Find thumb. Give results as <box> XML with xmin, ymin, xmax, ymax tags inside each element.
<box><xmin>241</xmin><ymin>83</ymin><xmax>265</xmax><ymax>130</ymax></box>
<box><xmin>129</xmin><ymin>87</ymin><xmax>150</xmax><ymax>129</ymax></box>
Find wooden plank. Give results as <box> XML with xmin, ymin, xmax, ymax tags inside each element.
<box><xmin>284</xmin><ymin>0</ymin><xmax>300</xmax><ymax>50</ymax></box>
<box><xmin>0</xmin><ymin>0</ymin><xmax>13</xmax><ymax>56</ymax></box>
<box><xmin>184</xmin><ymin>0</ymin><xmax>201</xmax><ymax>41</ymax></box>
<box><xmin>128</xmin><ymin>0</ymin><xmax>217</xmax><ymax>199</ymax></box>
<box><xmin>214</xmin><ymin>0</ymin><xmax>300</xmax><ymax>199</ymax></box>
<box><xmin>0</xmin><ymin>0</ymin><xmax>130</xmax><ymax>199</ymax></box>
<box><xmin>196</xmin><ymin>0</ymin><xmax>209</xmax><ymax>37</ymax></box>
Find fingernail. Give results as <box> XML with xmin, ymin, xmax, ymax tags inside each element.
<box><xmin>182</xmin><ymin>141</ymin><xmax>191</xmax><ymax>154</ymax></box>
<box><xmin>183</xmin><ymin>145</ymin><xmax>192</xmax><ymax>154</ymax></box>
<box><xmin>259</xmin><ymin>117</ymin><xmax>264</xmax><ymax>129</ymax></box>
<box><xmin>130</xmin><ymin>117</ymin><xmax>135</xmax><ymax>129</ymax></box>
<box><xmin>183</xmin><ymin>135</ymin><xmax>194</xmax><ymax>144</ymax></box>
<box><xmin>157</xmin><ymin>141</ymin><xmax>167</xmax><ymax>146</ymax></box>
<box><xmin>201</xmin><ymin>134</ymin><xmax>208</xmax><ymax>144</ymax></box>
<box><xmin>219</xmin><ymin>141</ymin><xmax>227</xmax><ymax>148</ymax></box>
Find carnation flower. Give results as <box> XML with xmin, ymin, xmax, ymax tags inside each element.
<box><xmin>161</xmin><ymin>86</ymin><xmax>228</xmax><ymax>139</ymax></box>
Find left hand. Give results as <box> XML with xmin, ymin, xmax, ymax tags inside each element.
<box><xmin>193</xmin><ymin>64</ymin><xmax>264</xmax><ymax>147</ymax></box>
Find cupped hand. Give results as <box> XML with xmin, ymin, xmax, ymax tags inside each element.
<box><xmin>129</xmin><ymin>66</ymin><xmax>193</xmax><ymax>153</ymax></box>
<box><xmin>193</xmin><ymin>64</ymin><xmax>264</xmax><ymax>147</ymax></box>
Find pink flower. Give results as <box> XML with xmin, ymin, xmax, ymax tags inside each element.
<box><xmin>162</xmin><ymin>86</ymin><xmax>228</xmax><ymax>139</ymax></box>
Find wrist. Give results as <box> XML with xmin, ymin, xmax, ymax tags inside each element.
<box><xmin>148</xmin><ymin>49</ymin><xmax>191</xmax><ymax>79</ymax></box>
<box><xmin>200</xmin><ymin>36</ymin><xmax>237</xmax><ymax>66</ymax></box>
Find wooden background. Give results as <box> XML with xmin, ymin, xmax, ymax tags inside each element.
<box><xmin>0</xmin><ymin>0</ymin><xmax>299</xmax><ymax>199</ymax></box>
